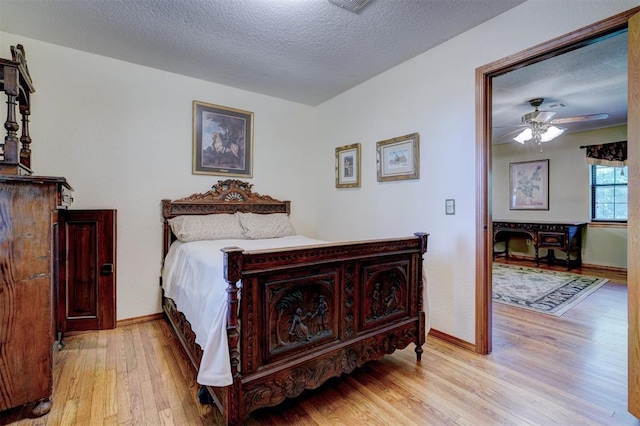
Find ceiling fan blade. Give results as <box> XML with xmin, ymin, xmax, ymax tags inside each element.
<box><xmin>550</xmin><ymin>113</ymin><xmax>609</xmax><ymax>125</ymax></box>
<box><xmin>525</xmin><ymin>110</ymin><xmax>555</xmax><ymax>123</ymax></box>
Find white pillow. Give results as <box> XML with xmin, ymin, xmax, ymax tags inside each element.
<box><xmin>168</xmin><ymin>214</ymin><xmax>245</xmax><ymax>242</ymax></box>
<box><xmin>237</xmin><ymin>213</ymin><xmax>297</xmax><ymax>239</ymax></box>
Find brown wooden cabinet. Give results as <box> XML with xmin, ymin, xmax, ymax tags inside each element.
<box><xmin>0</xmin><ymin>175</ymin><xmax>72</xmax><ymax>416</ymax></box>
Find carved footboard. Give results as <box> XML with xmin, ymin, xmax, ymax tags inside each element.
<box><xmin>163</xmin><ymin>232</ymin><xmax>428</xmax><ymax>425</ymax></box>
<box><xmin>220</xmin><ymin>232</ymin><xmax>428</xmax><ymax>424</ymax></box>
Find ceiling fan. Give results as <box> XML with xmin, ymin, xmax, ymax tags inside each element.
<box><xmin>503</xmin><ymin>97</ymin><xmax>609</xmax><ymax>151</ymax></box>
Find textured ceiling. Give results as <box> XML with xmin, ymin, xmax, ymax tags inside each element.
<box><xmin>0</xmin><ymin>0</ymin><xmax>526</xmax><ymax>106</ymax></box>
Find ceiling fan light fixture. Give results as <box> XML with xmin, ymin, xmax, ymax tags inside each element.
<box><xmin>540</xmin><ymin>125</ymin><xmax>565</xmax><ymax>142</ymax></box>
<box><xmin>502</xmin><ymin>96</ymin><xmax>609</xmax><ymax>150</ymax></box>
<box><xmin>513</xmin><ymin>128</ymin><xmax>532</xmax><ymax>143</ymax></box>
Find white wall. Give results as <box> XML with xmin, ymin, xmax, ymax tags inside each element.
<box><xmin>493</xmin><ymin>125</ymin><xmax>628</xmax><ymax>269</ymax></box>
<box><xmin>313</xmin><ymin>0</ymin><xmax>639</xmax><ymax>343</ymax></box>
<box><xmin>0</xmin><ymin>32</ymin><xmax>319</xmax><ymax>321</ymax></box>
<box><xmin>2</xmin><ymin>0</ymin><xmax>638</xmax><ymax>343</ymax></box>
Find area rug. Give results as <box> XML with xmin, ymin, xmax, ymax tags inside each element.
<box><xmin>492</xmin><ymin>263</ymin><xmax>609</xmax><ymax>316</ymax></box>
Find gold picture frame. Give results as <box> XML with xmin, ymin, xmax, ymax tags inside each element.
<box><xmin>192</xmin><ymin>100</ymin><xmax>253</xmax><ymax>177</ymax></box>
<box><xmin>335</xmin><ymin>143</ymin><xmax>361</xmax><ymax>188</ymax></box>
<box><xmin>376</xmin><ymin>133</ymin><xmax>420</xmax><ymax>182</ymax></box>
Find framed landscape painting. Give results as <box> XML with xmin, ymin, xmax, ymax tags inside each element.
<box><xmin>192</xmin><ymin>100</ymin><xmax>253</xmax><ymax>177</ymax></box>
<box><xmin>509</xmin><ymin>159</ymin><xmax>549</xmax><ymax>210</ymax></box>
<box><xmin>376</xmin><ymin>133</ymin><xmax>420</xmax><ymax>182</ymax></box>
<box><xmin>335</xmin><ymin>143</ymin><xmax>361</xmax><ymax>188</ymax></box>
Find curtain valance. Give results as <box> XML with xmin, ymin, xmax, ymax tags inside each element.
<box><xmin>583</xmin><ymin>141</ymin><xmax>627</xmax><ymax>167</ymax></box>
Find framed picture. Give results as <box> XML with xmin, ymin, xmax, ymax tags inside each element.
<box><xmin>509</xmin><ymin>159</ymin><xmax>549</xmax><ymax>210</ymax></box>
<box><xmin>376</xmin><ymin>133</ymin><xmax>420</xmax><ymax>182</ymax></box>
<box><xmin>335</xmin><ymin>143</ymin><xmax>361</xmax><ymax>188</ymax></box>
<box><xmin>192</xmin><ymin>100</ymin><xmax>253</xmax><ymax>177</ymax></box>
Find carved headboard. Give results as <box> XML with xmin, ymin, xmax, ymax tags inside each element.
<box><xmin>161</xmin><ymin>179</ymin><xmax>291</xmax><ymax>256</ymax></box>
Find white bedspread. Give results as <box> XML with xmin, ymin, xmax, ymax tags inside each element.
<box><xmin>162</xmin><ymin>235</ymin><xmax>326</xmax><ymax>386</ymax></box>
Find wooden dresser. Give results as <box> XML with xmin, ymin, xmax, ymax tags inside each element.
<box><xmin>0</xmin><ymin>175</ymin><xmax>72</xmax><ymax>416</ymax></box>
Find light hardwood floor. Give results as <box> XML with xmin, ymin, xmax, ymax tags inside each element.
<box><xmin>1</xmin><ymin>262</ymin><xmax>636</xmax><ymax>425</ymax></box>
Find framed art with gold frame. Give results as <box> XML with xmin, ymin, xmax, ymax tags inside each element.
<box><xmin>335</xmin><ymin>143</ymin><xmax>361</xmax><ymax>188</ymax></box>
<box><xmin>192</xmin><ymin>100</ymin><xmax>253</xmax><ymax>177</ymax></box>
<box><xmin>376</xmin><ymin>133</ymin><xmax>420</xmax><ymax>182</ymax></box>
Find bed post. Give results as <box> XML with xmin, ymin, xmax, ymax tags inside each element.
<box><xmin>222</xmin><ymin>246</ymin><xmax>243</xmax><ymax>377</ymax></box>
<box><xmin>414</xmin><ymin>232</ymin><xmax>429</xmax><ymax>361</ymax></box>
<box><xmin>222</xmin><ymin>246</ymin><xmax>244</xmax><ymax>425</ymax></box>
<box><xmin>161</xmin><ymin>199</ymin><xmax>172</xmax><ymax>258</ymax></box>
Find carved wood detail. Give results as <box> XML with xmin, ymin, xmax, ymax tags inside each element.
<box><xmin>343</xmin><ymin>264</ymin><xmax>355</xmax><ymax>338</ymax></box>
<box><xmin>163</xmin><ymin>296</ymin><xmax>204</xmax><ymax>369</ymax></box>
<box><xmin>241</xmin><ymin>323</ymin><xmax>419</xmax><ymax>414</ymax></box>
<box><xmin>177</xmin><ymin>180</ymin><xmax>281</xmax><ymax>203</ymax></box>
<box><xmin>1</xmin><ymin>45</ymin><xmax>35</xmax><ymax>175</ymax></box>
<box><xmin>239</xmin><ymin>239</ymin><xmax>422</xmax><ymax>272</ymax></box>
<box><xmin>265</xmin><ymin>275</ymin><xmax>336</xmax><ymax>360</ymax></box>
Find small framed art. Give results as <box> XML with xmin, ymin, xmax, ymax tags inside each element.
<box><xmin>376</xmin><ymin>133</ymin><xmax>420</xmax><ymax>182</ymax></box>
<box><xmin>335</xmin><ymin>143</ymin><xmax>361</xmax><ymax>188</ymax></box>
<box><xmin>509</xmin><ymin>159</ymin><xmax>549</xmax><ymax>210</ymax></box>
<box><xmin>192</xmin><ymin>100</ymin><xmax>253</xmax><ymax>177</ymax></box>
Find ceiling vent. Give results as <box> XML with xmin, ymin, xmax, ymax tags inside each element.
<box><xmin>328</xmin><ymin>0</ymin><xmax>373</xmax><ymax>13</ymax></box>
<box><xmin>546</xmin><ymin>102</ymin><xmax>567</xmax><ymax>110</ymax></box>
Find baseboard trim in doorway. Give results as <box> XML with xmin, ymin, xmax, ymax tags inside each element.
<box><xmin>428</xmin><ymin>328</ymin><xmax>476</xmax><ymax>352</ymax></box>
<box><xmin>117</xmin><ymin>312</ymin><xmax>164</xmax><ymax>328</ymax></box>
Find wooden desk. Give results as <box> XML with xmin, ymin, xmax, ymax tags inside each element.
<box><xmin>493</xmin><ymin>221</ymin><xmax>586</xmax><ymax>270</ymax></box>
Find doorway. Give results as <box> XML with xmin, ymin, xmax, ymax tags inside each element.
<box><xmin>475</xmin><ymin>6</ymin><xmax>640</xmax><ymax>415</ymax></box>
<box><xmin>491</xmin><ymin>30</ymin><xmax>628</xmax><ymax>273</ymax></box>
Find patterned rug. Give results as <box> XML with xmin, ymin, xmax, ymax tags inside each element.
<box><xmin>492</xmin><ymin>263</ymin><xmax>609</xmax><ymax>316</ymax></box>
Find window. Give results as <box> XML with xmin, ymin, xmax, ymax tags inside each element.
<box><xmin>591</xmin><ymin>164</ymin><xmax>628</xmax><ymax>221</ymax></box>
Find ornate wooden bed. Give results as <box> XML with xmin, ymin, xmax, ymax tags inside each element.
<box><xmin>161</xmin><ymin>180</ymin><xmax>428</xmax><ymax>425</ymax></box>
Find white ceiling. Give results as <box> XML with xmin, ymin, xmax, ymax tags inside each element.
<box><xmin>0</xmin><ymin>0</ymin><xmax>526</xmax><ymax>106</ymax></box>
<box><xmin>0</xmin><ymin>0</ymin><xmax>627</xmax><ymax>142</ymax></box>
